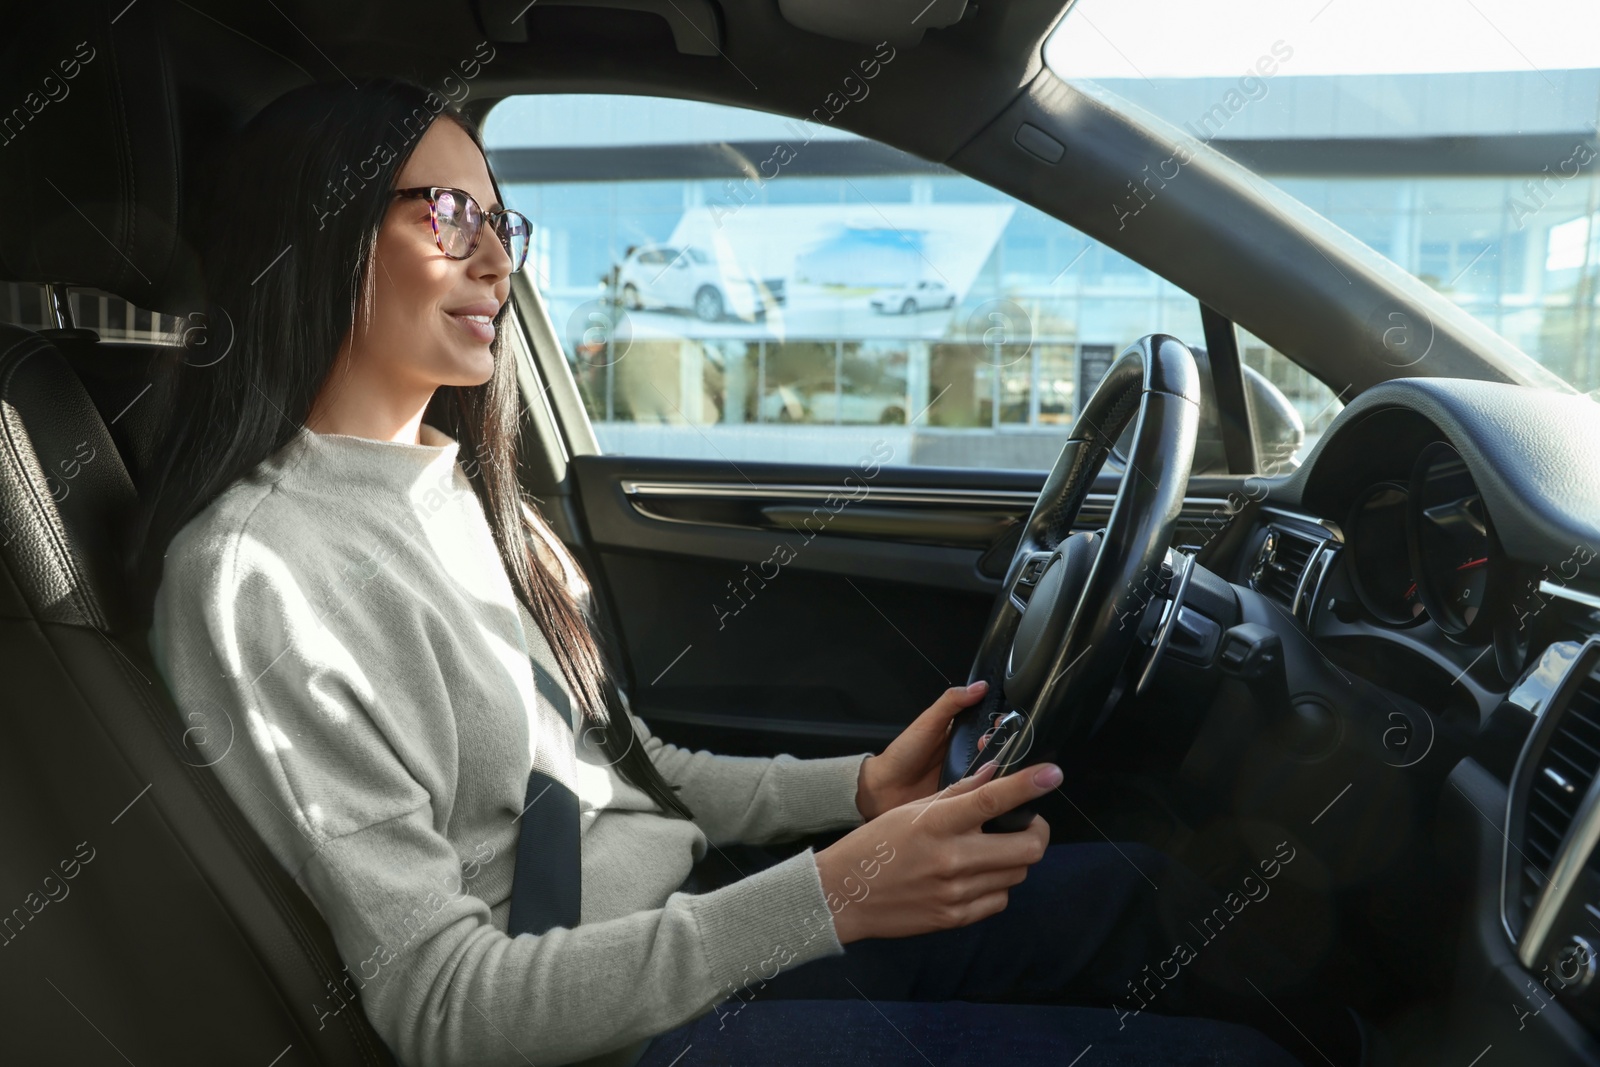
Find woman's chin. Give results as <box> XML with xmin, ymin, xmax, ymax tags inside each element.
<box><xmin>440</xmin><ymin>340</ymin><xmax>496</xmax><ymax>385</ymax></box>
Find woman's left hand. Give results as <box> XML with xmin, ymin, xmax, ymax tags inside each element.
<box><xmin>855</xmin><ymin>679</ymin><xmax>990</xmax><ymax>822</ymax></box>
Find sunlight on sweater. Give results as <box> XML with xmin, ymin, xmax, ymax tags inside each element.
<box><xmin>573</xmin><ymin>755</ymin><xmax>618</xmax><ymax>816</ymax></box>
<box><xmin>245</xmin><ymin>708</ymin><xmax>295</xmax><ymax>753</ymax></box>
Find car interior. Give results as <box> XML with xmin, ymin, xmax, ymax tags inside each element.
<box><xmin>2</xmin><ymin>0</ymin><xmax>1599</xmax><ymax>1064</ymax></box>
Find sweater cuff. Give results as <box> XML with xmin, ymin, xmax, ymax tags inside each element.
<box><xmin>775</xmin><ymin>752</ymin><xmax>873</xmax><ymax>835</ymax></box>
<box><xmin>686</xmin><ymin>846</ymin><xmax>844</xmax><ymax>1001</ymax></box>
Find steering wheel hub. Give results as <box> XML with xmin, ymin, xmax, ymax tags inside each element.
<box><xmin>1006</xmin><ymin>532</ymin><xmax>1099</xmax><ymax>711</ymax></box>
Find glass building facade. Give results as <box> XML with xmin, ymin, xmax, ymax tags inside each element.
<box><xmin>472</xmin><ymin>68</ymin><xmax>1599</xmax><ymax>470</ymax></box>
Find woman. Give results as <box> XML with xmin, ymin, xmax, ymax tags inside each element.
<box><xmin>127</xmin><ymin>78</ymin><xmax>1337</xmax><ymax>1067</ymax></box>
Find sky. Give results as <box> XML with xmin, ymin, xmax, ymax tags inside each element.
<box><xmin>1044</xmin><ymin>0</ymin><xmax>1600</xmax><ymax>79</ymax></box>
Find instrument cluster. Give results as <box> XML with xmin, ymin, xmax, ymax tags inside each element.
<box><xmin>1344</xmin><ymin>442</ymin><xmax>1501</xmax><ymax>645</ymax></box>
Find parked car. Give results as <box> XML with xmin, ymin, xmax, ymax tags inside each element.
<box><xmin>615</xmin><ymin>243</ymin><xmax>785</xmax><ymax>322</ymax></box>
<box><xmin>870</xmin><ymin>278</ymin><xmax>956</xmax><ymax>314</ymax></box>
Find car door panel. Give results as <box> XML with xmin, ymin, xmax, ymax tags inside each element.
<box><xmin>571</xmin><ymin>453</ymin><xmax>1247</xmax><ymax>759</ymax></box>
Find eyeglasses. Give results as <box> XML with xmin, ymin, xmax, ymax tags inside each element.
<box><xmin>391</xmin><ymin>186</ymin><xmax>531</xmax><ymax>273</ymax></box>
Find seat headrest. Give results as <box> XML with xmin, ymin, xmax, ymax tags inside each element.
<box><xmin>0</xmin><ymin>0</ymin><xmax>198</xmax><ymax>315</ymax></box>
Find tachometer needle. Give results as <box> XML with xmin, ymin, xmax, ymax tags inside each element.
<box><xmin>1456</xmin><ymin>557</ymin><xmax>1488</xmax><ymax>571</ymax></box>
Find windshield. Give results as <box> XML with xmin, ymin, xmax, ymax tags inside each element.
<box><xmin>1044</xmin><ymin>0</ymin><xmax>1600</xmax><ymax>396</ymax></box>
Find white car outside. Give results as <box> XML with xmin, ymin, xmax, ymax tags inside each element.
<box><xmin>870</xmin><ymin>279</ymin><xmax>956</xmax><ymax>315</ymax></box>
<box><xmin>616</xmin><ymin>244</ymin><xmax>784</xmax><ymax>322</ymax></box>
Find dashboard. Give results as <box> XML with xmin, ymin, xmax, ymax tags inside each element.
<box><xmin>1235</xmin><ymin>380</ymin><xmax>1600</xmax><ymax>716</ymax></box>
<box><xmin>1260</xmin><ymin>439</ymin><xmax>1590</xmax><ymax>702</ymax></box>
<box><xmin>1217</xmin><ymin>377</ymin><xmax>1600</xmax><ymax>1058</ymax></box>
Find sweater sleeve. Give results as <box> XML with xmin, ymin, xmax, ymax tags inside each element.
<box><xmin>297</xmin><ymin>808</ymin><xmax>846</xmax><ymax>1067</ymax></box>
<box><xmin>150</xmin><ymin>520</ymin><xmax>851</xmax><ymax>1067</ymax></box>
<box><xmin>623</xmin><ymin>700</ymin><xmax>872</xmax><ymax>847</ymax></box>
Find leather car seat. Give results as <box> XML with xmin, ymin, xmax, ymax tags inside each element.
<box><xmin>0</xmin><ymin>2</ymin><xmax>399</xmax><ymax>1063</ymax></box>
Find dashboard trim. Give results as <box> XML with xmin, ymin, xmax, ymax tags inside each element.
<box><xmin>1502</xmin><ymin>637</ymin><xmax>1600</xmax><ymax>965</ymax></box>
<box><xmin>1293</xmin><ymin>541</ymin><xmax>1338</xmax><ymax>623</ymax></box>
<box><xmin>1262</xmin><ymin>505</ymin><xmax>1345</xmax><ymax>544</ymax></box>
<box><xmin>1521</xmin><ymin>744</ymin><xmax>1600</xmax><ymax>970</ymax></box>
<box><xmin>1249</xmin><ymin>508</ymin><xmax>1344</xmax><ymax>627</ymax></box>
<box><xmin>1541</xmin><ymin>581</ymin><xmax>1600</xmax><ymax>614</ymax></box>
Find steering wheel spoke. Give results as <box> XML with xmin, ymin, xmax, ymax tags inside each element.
<box><xmin>1009</xmin><ymin>548</ymin><xmax>1058</xmax><ymax>612</ymax></box>
<box><xmin>1134</xmin><ymin>548</ymin><xmax>1196</xmax><ymax>697</ymax></box>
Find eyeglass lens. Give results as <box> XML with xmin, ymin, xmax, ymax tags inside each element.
<box><xmin>433</xmin><ymin>188</ymin><xmax>530</xmax><ymax>272</ymax></box>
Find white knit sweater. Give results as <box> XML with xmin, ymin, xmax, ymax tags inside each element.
<box><xmin>146</xmin><ymin>422</ymin><xmax>874</xmax><ymax>1067</ymax></box>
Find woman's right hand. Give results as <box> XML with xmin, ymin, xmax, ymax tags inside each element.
<box><xmin>813</xmin><ymin>759</ymin><xmax>1059</xmax><ymax>945</ymax></box>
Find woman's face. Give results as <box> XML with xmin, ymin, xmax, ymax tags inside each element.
<box><xmin>340</xmin><ymin>117</ymin><xmax>513</xmax><ymax>395</ymax></box>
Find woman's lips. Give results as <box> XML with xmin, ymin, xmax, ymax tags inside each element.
<box><xmin>446</xmin><ymin>309</ymin><xmax>495</xmax><ymax>344</ymax></box>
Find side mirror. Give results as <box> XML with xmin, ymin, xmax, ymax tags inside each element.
<box><xmin>1109</xmin><ymin>344</ymin><xmax>1304</xmax><ymax>476</ymax></box>
<box><xmin>1240</xmin><ymin>365</ymin><xmax>1305</xmax><ymax>476</ymax></box>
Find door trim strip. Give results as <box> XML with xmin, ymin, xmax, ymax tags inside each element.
<box><xmin>619</xmin><ymin>480</ymin><xmax>1044</xmax><ymax>507</ymax></box>
<box><xmin>618</xmin><ymin>479</ymin><xmax>1234</xmax><ymax>513</ymax></box>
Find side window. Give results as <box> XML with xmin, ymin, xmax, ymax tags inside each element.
<box><xmin>486</xmin><ymin>94</ymin><xmax>1230</xmax><ymax>471</ymax></box>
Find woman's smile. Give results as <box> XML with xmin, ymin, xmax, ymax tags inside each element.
<box><xmin>444</xmin><ymin>300</ymin><xmax>500</xmax><ymax>345</ymax></box>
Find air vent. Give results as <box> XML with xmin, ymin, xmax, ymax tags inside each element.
<box><xmin>1295</xmin><ymin>544</ymin><xmax>1339</xmax><ymax>624</ymax></box>
<box><xmin>1250</xmin><ymin>526</ymin><xmax>1319</xmax><ymax>609</ymax></box>
<box><xmin>1523</xmin><ymin>668</ymin><xmax>1600</xmax><ymax>915</ymax></box>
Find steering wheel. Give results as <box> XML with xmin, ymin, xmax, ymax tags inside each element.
<box><xmin>938</xmin><ymin>334</ymin><xmax>1202</xmax><ymax>831</ymax></box>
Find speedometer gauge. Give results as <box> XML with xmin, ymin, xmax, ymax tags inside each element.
<box><xmin>1346</xmin><ymin>483</ymin><xmax>1425</xmax><ymax>625</ymax></box>
<box><xmin>1408</xmin><ymin>442</ymin><xmax>1499</xmax><ymax>641</ymax></box>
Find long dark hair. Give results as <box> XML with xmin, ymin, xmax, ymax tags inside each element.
<box><xmin>124</xmin><ymin>76</ymin><xmax>693</xmax><ymax>822</ymax></box>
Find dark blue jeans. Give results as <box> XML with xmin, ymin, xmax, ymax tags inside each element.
<box><xmin>637</xmin><ymin>841</ymin><xmax>1350</xmax><ymax>1067</ymax></box>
